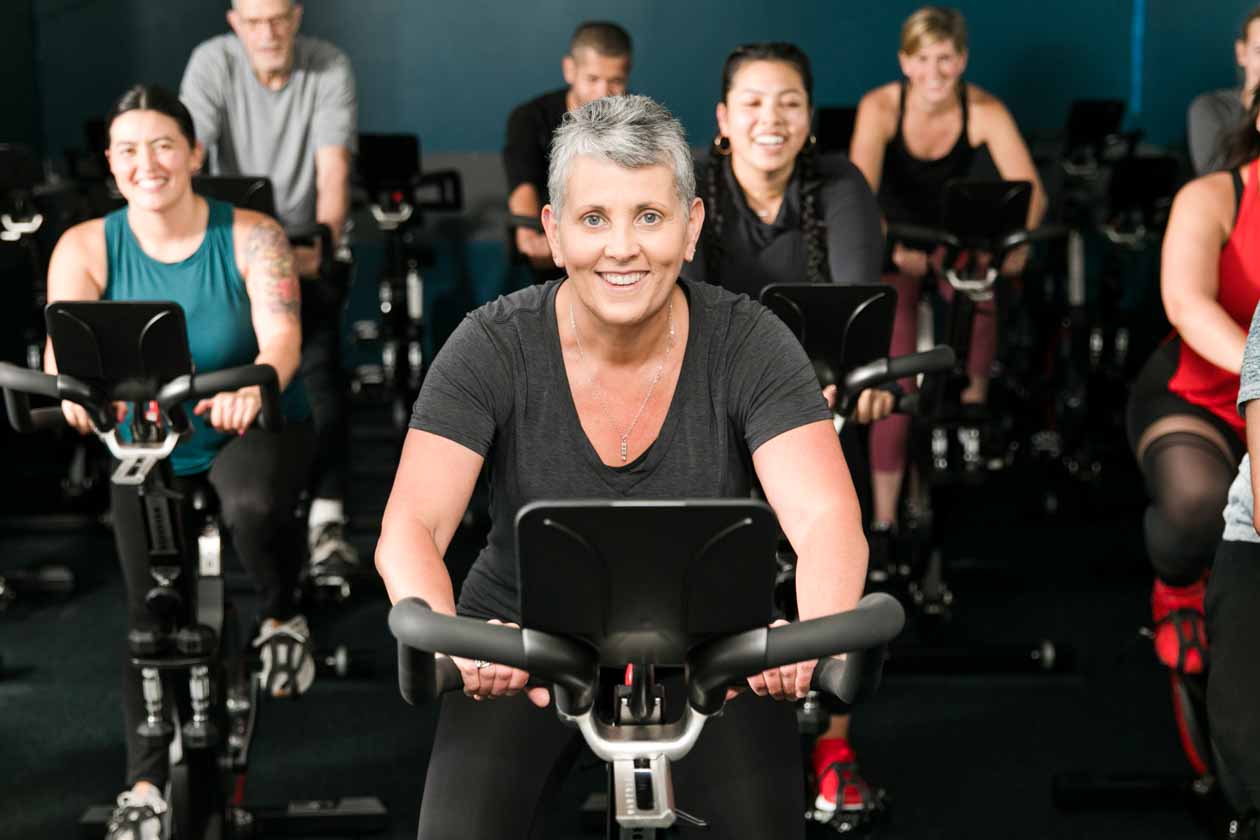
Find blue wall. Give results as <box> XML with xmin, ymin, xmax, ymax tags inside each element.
<box><xmin>25</xmin><ymin>0</ymin><xmax>1255</xmax><ymax>157</ymax></box>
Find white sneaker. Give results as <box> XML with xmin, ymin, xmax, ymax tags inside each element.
<box><xmin>252</xmin><ymin>614</ymin><xmax>316</xmax><ymax>698</ymax></box>
<box><xmin>106</xmin><ymin>786</ymin><xmax>168</xmax><ymax>840</ymax></box>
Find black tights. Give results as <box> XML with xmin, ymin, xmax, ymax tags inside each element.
<box><xmin>417</xmin><ymin>688</ymin><xmax>805</xmax><ymax>839</ymax></box>
<box><xmin>1138</xmin><ymin>431</ymin><xmax>1238</xmax><ymax>586</ymax></box>
<box><xmin>1208</xmin><ymin>540</ymin><xmax>1260</xmax><ymax>817</ymax></box>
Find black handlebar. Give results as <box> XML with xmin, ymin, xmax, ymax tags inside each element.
<box><xmin>156</xmin><ymin>365</ymin><xmax>283</xmax><ymax>432</ymax></box>
<box><xmin>390</xmin><ymin>592</ymin><xmax>905</xmax><ymax>718</ymax></box>
<box><xmin>687</xmin><ymin>593</ymin><xmax>904</xmax><ymax>713</ymax></box>
<box><xmin>885</xmin><ymin>222</ymin><xmax>1067</xmax><ymax>267</ymax></box>
<box><xmin>388</xmin><ymin>599</ymin><xmax>599</xmax><ymax>713</ymax></box>
<box><xmin>0</xmin><ymin>363</ymin><xmax>112</xmax><ymax>432</ymax></box>
<box><xmin>0</xmin><ymin>360</ymin><xmax>283</xmax><ymax>435</ymax></box>
<box><xmin>834</xmin><ymin>347</ymin><xmax>956</xmax><ymax>416</ymax></box>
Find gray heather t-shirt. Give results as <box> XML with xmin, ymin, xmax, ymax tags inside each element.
<box><xmin>1223</xmin><ymin>300</ymin><xmax>1260</xmax><ymax>543</ymax></box>
<box><xmin>179</xmin><ymin>34</ymin><xmax>357</xmax><ymax>230</ymax></box>
<box><xmin>1188</xmin><ymin>88</ymin><xmax>1244</xmax><ymax>175</ymax></box>
<box><xmin>410</xmin><ymin>278</ymin><xmax>832</xmax><ymax>622</ymax></box>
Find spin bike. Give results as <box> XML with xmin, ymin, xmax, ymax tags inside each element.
<box><xmin>354</xmin><ymin>133</ymin><xmax>463</xmax><ymax>429</ymax></box>
<box><xmin>760</xmin><ymin>282</ymin><xmax>954</xmax><ymax>833</ymax></box>
<box><xmin>390</xmin><ymin>500</ymin><xmax>906</xmax><ymax>838</ymax></box>
<box><xmin>882</xmin><ymin>179</ymin><xmax>1070</xmax><ymax>674</ymax></box>
<box><xmin>0</xmin><ymin>300</ymin><xmax>387</xmax><ymax>838</ymax></box>
<box><xmin>0</xmin><ymin>143</ymin><xmax>77</xmax><ymax>635</ymax></box>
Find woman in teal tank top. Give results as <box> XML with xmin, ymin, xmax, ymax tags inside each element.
<box><xmin>43</xmin><ymin>84</ymin><xmax>317</xmax><ymax>835</ymax></box>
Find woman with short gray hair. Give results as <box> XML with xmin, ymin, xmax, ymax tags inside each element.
<box><xmin>377</xmin><ymin>94</ymin><xmax>868</xmax><ymax>837</ymax></box>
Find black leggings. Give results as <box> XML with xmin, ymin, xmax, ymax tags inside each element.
<box><xmin>115</xmin><ymin>423</ymin><xmax>313</xmax><ymax>788</ymax></box>
<box><xmin>301</xmin><ymin>268</ymin><xmax>350</xmax><ymax>502</ymax></box>
<box><xmin>1127</xmin><ymin>341</ymin><xmax>1244</xmax><ymax>585</ymax></box>
<box><xmin>417</xmin><ymin>689</ymin><xmax>805</xmax><ymax>839</ymax></box>
<box><xmin>1208</xmin><ymin>540</ymin><xmax>1260</xmax><ymax>817</ymax></box>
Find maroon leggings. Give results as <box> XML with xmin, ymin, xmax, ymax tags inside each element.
<box><xmin>869</xmin><ymin>271</ymin><xmax>997</xmax><ymax>473</ymax></box>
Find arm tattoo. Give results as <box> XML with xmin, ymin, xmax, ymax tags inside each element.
<box><xmin>244</xmin><ymin>220</ymin><xmax>300</xmax><ymax>316</ymax></box>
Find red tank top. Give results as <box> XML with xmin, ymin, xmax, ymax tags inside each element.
<box><xmin>1168</xmin><ymin>159</ymin><xmax>1260</xmax><ymax>437</ymax></box>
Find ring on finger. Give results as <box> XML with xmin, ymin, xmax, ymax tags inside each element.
<box><xmin>474</xmin><ymin>659</ymin><xmax>491</xmax><ymax>670</ymax></box>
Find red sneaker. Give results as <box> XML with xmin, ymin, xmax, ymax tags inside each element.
<box><xmin>812</xmin><ymin>737</ymin><xmax>870</xmax><ymax>814</ymax></box>
<box><xmin>1151</xmin><ymin>577</ymin><xmax>1208</xmax><ymax>674</ymax></box>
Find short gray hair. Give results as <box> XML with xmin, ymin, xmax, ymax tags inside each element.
<box><xmin>547</xmin><ymin>94</ymin><xmax>695</xmax><ymax>214</ymax></box>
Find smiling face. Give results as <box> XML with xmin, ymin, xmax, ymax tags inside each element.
<box><xmin>107</xmin><ymin>110</ymin><xmax>203</xmax><ymax>213</ymax></box>
<box><xmin>716</xmin><ymin>59</ymin><xmax>812</xmax><ymax>179</ymax></box>
<box><xmin>542</xmin><ymin>156</ymin><xmax>703</xmax><ymax>330</ymax></box>
<box><xmin>563</xmin><ymin>48</ymin><xmax>631</xmax><ymax>109</ymax></box>
<box><xmin>228</xmin><ymin>0</ymin><xmax>302</xmax><ymax>80</ymax></box>
<box><xmin>1238</xmin><ymin>18</ymin><xmax>1260</xmax><ymax>99</ymax></box>
<box><xmin>899</xmin><ymin>37</ymin><xmax>968</xmax><ymax>106</ymax></box>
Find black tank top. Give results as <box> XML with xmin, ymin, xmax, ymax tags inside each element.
<box><xmin>878</xmin><ymin>80</ymin><xmax>979</xmax><ymax>225</ymax></box>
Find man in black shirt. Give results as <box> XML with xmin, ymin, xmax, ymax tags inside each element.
<box><xmin>503</xmin><ymin>21</ymin><xmax>632</xmax><ymax>278</ymax></box>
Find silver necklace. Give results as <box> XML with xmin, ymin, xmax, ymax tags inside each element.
<box><xmin>569</xmin><ymin>297</ymin><xmax>677</xmax><ymax>463</ymax></box>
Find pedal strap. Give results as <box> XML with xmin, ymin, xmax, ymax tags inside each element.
<box><xmin>1156</xmin><ymin>607</ymin><xmax>1208</xmax><ymax>673</ymax></box>
<box><xmin>820</xmin><ymin>759</ymin><xmax>875</xmax><ymax>811</ymax></box>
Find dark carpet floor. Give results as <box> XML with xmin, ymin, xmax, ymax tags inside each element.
<box><xmin>0</xmin><ymin>413</ymin><xmax>1219</xmax><ymax>839</ymax></box>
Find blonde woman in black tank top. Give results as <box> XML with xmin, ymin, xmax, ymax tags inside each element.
<box><xmin>849</xmin><ymin>5</ymin><xmax>1046</xmax><ymax>534</ymax></box>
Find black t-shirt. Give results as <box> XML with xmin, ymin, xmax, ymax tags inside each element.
<box><xmin>685</xmin><ymin>152</ymin><xmax>884</xmax><ymax>298</ymax></box>
<box><xmin>409</xmin><ymin>278</ymin><xmax>832</xmax><ymax>622</ymax></box>
<box><xmin>502</xmin><ymin>88</ymin><xmax>569</xmax><ymax>203</ymax></box>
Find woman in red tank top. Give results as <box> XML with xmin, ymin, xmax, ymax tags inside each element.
<box><xmin>1125</xmin><ymin>92</ymin><xmax>1260</xmax><ymax>690</ymax></box>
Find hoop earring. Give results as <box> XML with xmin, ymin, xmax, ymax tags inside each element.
<box><xmin>713</xmin><ymin>135</ymin><xmax>731</xmax><ymax>156</ymax></box>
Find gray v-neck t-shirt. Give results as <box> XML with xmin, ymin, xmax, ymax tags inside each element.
<box><xmin>409</xmin><ymin>278</ymin><xmax>831</xmax><ymax>621</ymax></box>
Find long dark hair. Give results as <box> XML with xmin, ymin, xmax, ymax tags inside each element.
<box><xmin>107</xmin><ymin>84</ymin><xmax>197</xmax><ymax>148</ymax></box>
<box><xmin>704</xmin><ymin>43</ymin><xmax>829</xmax><ymax>285</ymax></box>
<box><xmin>1223</xmin><ymin>86</ymin><xmax>1260</xmax><ymax>171</ymax></box>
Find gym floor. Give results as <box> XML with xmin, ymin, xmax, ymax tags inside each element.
<box><xmin>0</xmin><ymin>404</ymin><xmax>1208</xmax><ymax>839</ymax></box>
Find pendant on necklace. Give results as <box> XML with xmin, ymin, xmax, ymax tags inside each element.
<box><xmin>620</xmin><ymin>437</ymin><xmax>629</xmax><ymax>462</ymax></box>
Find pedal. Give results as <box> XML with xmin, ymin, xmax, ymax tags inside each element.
<box><xmin>809</xmin><ymin>785</ymin><xmax>890</xmax><ymax>833</ymax></box>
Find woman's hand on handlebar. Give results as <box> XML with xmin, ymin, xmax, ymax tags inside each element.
<box><xmin>853</xmin><ymin>388</ymin><xmax>895</xmax><ymax>424</ymax></box>
<box><xmin>194</xmin><ymin>385</ymin><xmax>263</xmax><ymax>435</ymax></box>
<box><xmin>745</xmin><ymin>619</ymin><xmax>816</xmax><ymax>702</ymax></box>
<box><xmin>451</xmin><ymin>619</ymin><xmax>551</xmax><ymax>708</ymax></box>
<box><xmin>60</xmin><ymin>400</ymin><xmax>126</xmax><ymax>435</ymax></box>
<box><xmin>1000</xmin><ymin>244</ymin><xmax>1029</xmax><ymax>277</ymax></box>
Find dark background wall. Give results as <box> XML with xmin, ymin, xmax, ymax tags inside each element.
<box><xmin>17</xmin><ymin>0</ymin><xmax>1258</xmax><ymax>159</ymax></box>
<box><xmin>2</xmin><ymin>0</ymin><xmax>41</xmax><ymax>150</ymax></box>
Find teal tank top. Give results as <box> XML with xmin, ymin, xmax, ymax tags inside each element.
<box><xmin>104</xmin><ymin>198</ymin><xmax>309</xmax><ymax>475</ymax></box>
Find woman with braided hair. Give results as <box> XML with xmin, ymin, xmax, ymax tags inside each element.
<box><xmin>684</xmin><ymin>42</ymin><xmax>888</xmax><ymax>826</ymax></box>
<box><xmin>686</xmin><ymin>44</ymin><xmax>882</xmax><ymax>297</ymax></box>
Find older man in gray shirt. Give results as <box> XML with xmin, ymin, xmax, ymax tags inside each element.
<box><xmin>180</xmin><ymin>0</ymin><xmax>360</xmax><ymax>580</ymax></box>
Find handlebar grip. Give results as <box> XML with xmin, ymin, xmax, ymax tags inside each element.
<box><xmin>388</xmin><ymin>598</ymin><xmax>597</xmax><ymax>713</ymax></box>
<box><xmin>0</xmin><ymin>363</ymin><xmax>110</xmax><ymax>433</ymax></box>
<box><xmin>687</xmin><ymin>593</ymin><xmax>905</xmax><ymax>714</ymax></box>
<box><xmin>389</xmin><ymin>597</ymin><xmax>529</xmax><ymax>670</ymax></box>
<box><xmin>810</xmin><ymin>646</ymin><xmax>889</xmax><ymax>709</ymax></box>
<box><xmin>892</xmin><ymin>391</ymin><xmax>919</xmax><ymax>416</ymax></box>
<box><xmin>0</xmin><ymin>363</ymin><xmax>60</xmax><ymax>400</ymax></box>
<box><xmin>839</xmin><ymin>346</ymin><xmax>956</xmax><ymax>412</ymax></box>
<box><xmin>397</xmin><ymin>642</ymin><xmax>463</xmax><ymax>706</ymax></box>
<box><xmin>763</xmin><ymin>593</ymin><xmax>904</xmax><ymax>669</ymax></box>
<box><xmin>884</xmin><ymin>346</ymin><xmax>955</xmax><ymax>380</ymax></box>
<box><xmin>160</xmin><ymin>365</ymin><xmax>283</xmax><ymax>431</ymax></box>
